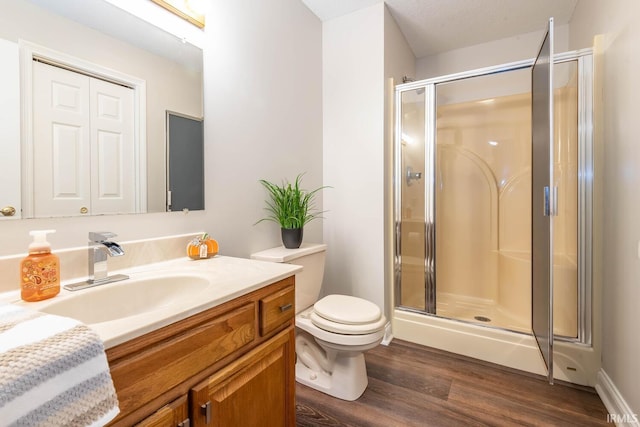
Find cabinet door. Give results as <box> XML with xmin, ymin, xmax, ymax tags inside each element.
<box><xmin>190</xmin><ymin>329</ymin><xmax>295</xmax><ymax>427</ymax></box>
<box><xmin>136</xmin><ymin>395</ymin><xmax>190</xmax><ymax>427</ymax></box>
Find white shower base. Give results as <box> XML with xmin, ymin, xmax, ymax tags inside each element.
<box><xmin>392</xmin><ymin>309</ymin><xmax>599</xmax><ymax>386</ymax></box>
<box><xmin>436</xmin><ymin>292</ymin><xmax>529</xmax><ymax>333</ymax></box>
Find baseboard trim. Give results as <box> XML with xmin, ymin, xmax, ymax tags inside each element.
<box><xmin>595</xmin><ymin>369</ymin><xmax>639</xmax><ymax>426</ymax></box>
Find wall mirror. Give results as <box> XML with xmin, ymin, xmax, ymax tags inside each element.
<box><xmin>0</xmin><ymin>0</ymin><xmax>204</xmax><ymax>219</ymax></box>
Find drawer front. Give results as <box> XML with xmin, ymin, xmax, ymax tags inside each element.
<box><xmin>259</xmin><ymin>285</ymin><xmax>295</xmax><ymax>336</ymax></box>
<box><xmin>135</xmin><ymin>395</ymin><xmax>189</xmax><ymax>427</ymax></box>
<box><xmin>109</xmin><ymin>303</ymin><xmax>255</xmax><ymax>420</ymax></box>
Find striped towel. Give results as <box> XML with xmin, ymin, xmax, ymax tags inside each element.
<box><xmin>0</xmin><ymin>304</ymin><xmax>119</xmax><ymax>426</ymax></box>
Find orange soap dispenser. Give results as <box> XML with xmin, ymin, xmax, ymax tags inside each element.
<box><xmin>20</xmin><ymin>229</ymin><xmax>60</xmax><ymax>302</ymax></box>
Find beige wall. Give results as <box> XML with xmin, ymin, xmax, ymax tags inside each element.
<box><xmin>570</xmin><ymin>0</ymin><xmax>640</xmax><ymax>413</ymax></box>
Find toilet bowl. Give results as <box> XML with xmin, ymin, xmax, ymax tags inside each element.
<box><xmin>251</xmin><ymin>243</ymin><xmax>386</xmax><ymax>401</ymax></box>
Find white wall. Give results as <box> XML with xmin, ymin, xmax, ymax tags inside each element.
<box><xmin>0</xmin><ymin>0</ymin><xmax>322</xmax><ymax>266</ymax></box>
<box><xmin>203</xmin><ymin>0</ymin><xmax>323</xmax><ymax>258</ymax></box>
<box><xmin>416</xmin><ymin>24</ymin><xmax>569</xmax><ymax>79</ymax></box>
<box><xmin>570</xmin><ymin>0</ymin><xmax>640</xmax><ymax>414</ymax></box>
<box><xmin>322</xmin><ymin>3</ymin><xmax>385</xmax><ymax>309</ymax></box>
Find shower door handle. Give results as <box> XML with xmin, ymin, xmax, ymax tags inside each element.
<box><xmin>406</xmin><ymin>166</ymin><xmax>423</xmax><ymax>186</ymax></box>
<box><xmin>543</xmin><ymin>186</ymin><xmax>558</xmax><ymax>217</ymax></box>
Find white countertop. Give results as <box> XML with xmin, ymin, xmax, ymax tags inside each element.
<box><xmin>10</xmin><ymin>256</ymin><xmax>301</xmax><ymax>349</ymax></box>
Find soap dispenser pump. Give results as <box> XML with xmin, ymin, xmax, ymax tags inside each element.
<box><xmin>20</xmin><ymin>229</ymin><xmax>60</xmax><ymax>302</ymax></box>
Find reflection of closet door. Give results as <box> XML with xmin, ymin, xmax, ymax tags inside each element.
<box><xmin>33</xmin><ymin>61</ymin><xmax>91</xmax><ymax>217</ymax></box>
<box><xmin>33</xmin><ymin>62</ymin><xmax>135</xmax><ymax>216</ymax></box>
<box><xmin>90</xmin><ymin>78</ymin><xmax>135</xmax><ymax>214</ymax></box>
<box><xmin>0</xmin><ymin>39</ymin><xmax>21</xmax><ymax>219</ymax></box>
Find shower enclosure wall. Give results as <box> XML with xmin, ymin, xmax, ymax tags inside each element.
<box><xmin>393</xmin><ymin>50</ymin><xmax>595</xmax><ymax>384</ymax></box>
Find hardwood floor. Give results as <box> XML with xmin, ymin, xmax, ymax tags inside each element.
<box><xmin>296</xmin><ymin>339</ymin><xmax>609</xmax><ymax>426</ymax></box>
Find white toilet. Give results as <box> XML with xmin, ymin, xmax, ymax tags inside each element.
<box><xmin>251</xmin><ymin>243</ymin><xmax>386</xmax><ymax>401</ymax></box>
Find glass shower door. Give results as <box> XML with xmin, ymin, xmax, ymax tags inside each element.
<box><xmin>531</xmin><ymin>18</ymin><xmax>555</xmax><ymax>384</ymax></box>
<box><xmin>396</xmin><ymin>88</ymin><xmax>430</xmax><ymax>312</ymax></box>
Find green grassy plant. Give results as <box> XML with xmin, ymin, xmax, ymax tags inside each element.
<box><xmin>256</xmin><ymin>174</ymin><xmax>327</xmax><ymax>229</ymax></box>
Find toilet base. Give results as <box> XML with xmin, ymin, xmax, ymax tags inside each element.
<box><xmin>295</xmin><ymin>331</ymin><xmax>369</xmax><ymax>401</ymax></box>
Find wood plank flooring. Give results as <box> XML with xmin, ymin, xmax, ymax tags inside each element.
<box><xmin>296</xmin><ymin>339</ymin><xmax>609</xmax><ymax>426</ymax></box>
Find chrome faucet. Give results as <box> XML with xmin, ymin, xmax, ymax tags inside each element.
<box><xmin>64</xmin><ymin>232</ymin><xmax>129</xmax><ymax>291</ymax></box>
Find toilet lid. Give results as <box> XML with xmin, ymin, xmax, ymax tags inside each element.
<box><xmin>313</xmin><ymin>295</ymin><xmax>381</xmax><ymax>325</ymax></box>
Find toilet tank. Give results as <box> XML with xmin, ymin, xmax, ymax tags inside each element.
<box><xmin>250</xmin><ymin>243</ymin><xmax>326</xmax><ymax>314</ymax></box>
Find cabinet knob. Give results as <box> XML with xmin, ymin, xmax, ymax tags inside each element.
<box><xmin>0</xmin><ymin>206</ymin><xmax>16</xmax><ymax>217</ymax></box>
<box><xmin>80</xmin><ymin>207</ymin><xmax>89</xmax><ymax>214</ymax></box>
<box><xmin>178</xmin><ymin>418</ymin><xmax>190</xmax><ymax>427</ymax></box>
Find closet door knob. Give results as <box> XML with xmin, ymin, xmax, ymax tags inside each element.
<box><xmin>1</xmin><ymin>206</ymin><xmax>16</xmax><ymax>216</ymax></box>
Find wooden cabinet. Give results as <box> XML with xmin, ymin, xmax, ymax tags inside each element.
<box><xmin>190</xmin><ymin>329</ymin><xmax>295</xmax><ymax>427</ymax></box>
<box><xmin>107</xmin><ymin>276</ymin><xmax>295</xmax><ymax>427</ymax></box>
<box><xmin>136</xmin><ymin>396</ymin><xmax>189</xmax><ymax>427</ymax></box>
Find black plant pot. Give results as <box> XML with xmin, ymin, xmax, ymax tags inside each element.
<box><xmin>281</xmin><ymin>227</ymin><xmax>303</xmax><ymax>249</ymax></box>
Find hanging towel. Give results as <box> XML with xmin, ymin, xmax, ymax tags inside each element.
<box><xmin>0</xmin><ymin>304</ymin><xmax>119</xmax><ymax>426</ymax></box>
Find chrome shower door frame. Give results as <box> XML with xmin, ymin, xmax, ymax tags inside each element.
<box><xmin>393</xmin><ymin>49</ymin><xmax>594</xmax><ymax>347</ymax></box>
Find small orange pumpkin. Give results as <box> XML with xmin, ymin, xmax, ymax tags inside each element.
<box><xmin>204</xmin><ymin>236</ymin><xmax>219</xmax><ymax>257</ymax></box>
<box><xmin>187</xmin><ymin>233</ymin><xmax>219</xmax><ymax>259</ymax></box>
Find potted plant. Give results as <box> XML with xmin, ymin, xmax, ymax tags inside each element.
<box><xmin>256</xmin><ymin>174</ymin><xmax>327</xmax><ymax>249</ymax></box>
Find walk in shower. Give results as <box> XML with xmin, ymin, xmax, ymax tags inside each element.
<box><xmin>393</xmin><ymin>49</ymin><xmax>594</xmax><ymax>383</ymax></box>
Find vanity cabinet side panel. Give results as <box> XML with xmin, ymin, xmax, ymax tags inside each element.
<box><xmin>190</xmin><ymin>329</ymin><xmax>295</xmax><ymax>427</ymax></box>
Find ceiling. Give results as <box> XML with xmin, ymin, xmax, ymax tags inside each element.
<box><xmin>301</xmin><ymin>0</ymin><xmax>579</xmax><ymax>58</ymax></box>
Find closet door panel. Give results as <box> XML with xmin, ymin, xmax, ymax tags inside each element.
<box><xmin>90</xmin><ymin>78</ymin><xmax>135</xmax><ymax>214</ymax></box>
<box><xmin>33</xmin><ymin>61</ymin><xmax>91</xmax><ymax>217</ymax></box>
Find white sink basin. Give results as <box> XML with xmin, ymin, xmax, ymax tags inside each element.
<box><xmin>37</xmin><ymin>273</ymin><xmax>211</xmax><ymax>324</ymax></box>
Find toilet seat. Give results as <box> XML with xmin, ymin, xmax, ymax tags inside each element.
<box><xmin>310</xmin><ymin>311</ymin><xmax>387</xmax><ymax>335</ymax></box>
<box><xmin>296</xmin><ymin>308</ymin><xmax>385</xmax><ymax>347</ymax></box>
<box><xmin>309</xmin><ymin>295</ymin><xmax>386</xmax><ymax>335</ymax></box>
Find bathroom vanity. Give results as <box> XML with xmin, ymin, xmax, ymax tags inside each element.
<box><xmin>11</xmin><ymin>253</ymin><xmax>300</xmax><ymax>427</ymax></box>
<box><xmin>107</xmin><ymin>275</ymin><xmax>296</xmax><ymax>426</ymax></box>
